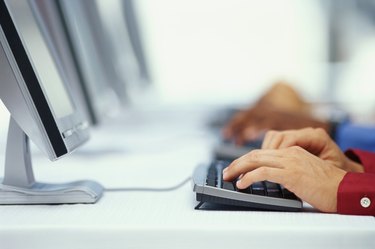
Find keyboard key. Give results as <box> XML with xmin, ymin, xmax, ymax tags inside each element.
<box><xmin>222</xmin><ymin>181</ymin><xmax>235</xmax><ymax>191</ymax></box>
<box><xmin>250</xmin><ymin>182</ymin><xmax>265</xmax><ymax>196</ymax></box>
<box><xmin>264</xmin><ymin>181</ymin><xmax>279</xmax><ymax>190</ymax></box>
<box><xmin>238</xmin><ymin>186</ymin><xmax>252</xmax><ymax>194</ymax></box>
<box><xmin>265</xmin><ymin>181</ymin><xmax>282</xmax><ymax>198</ymax></box>
<box><xmin>206</xmin><ymin>179</ymin><xmax>216</xmax><ymax>187</ymax></box>
<box><xmin>266</xmin><ymin>189</ymin><xmax>282</xmax><ymax>198</ymax></box>
<box><xmin>280</xmin><ymin>186</ymin><xmax>298</xmax><ymax>200</ymax></box>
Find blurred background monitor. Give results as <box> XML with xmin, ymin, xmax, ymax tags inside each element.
<box><xmin>55</xmin><ymin>0</ymin><xmax>126</xmax><ymax>124</ymax></box>
<box><xmin>122</xmin><ymin>0</ymin><xmax>151</xmax><ymax>84</ymax></box>
<box><xmin>30</xmin><ymin>0</ymin><xmax>93</xmax><ymax>125</ymax></box>
<box><xmin>95</xmin><ymin>0</ymin><xmax>151</xmax><ymax>103</ymax></box>
<box><xmin>0</xmin><ymin>0</ymin><xmax>102</xmax><ymax>204</ymax></box>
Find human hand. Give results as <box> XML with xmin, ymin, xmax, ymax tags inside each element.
<box><xmin>222</xmin><ymin>146</ymin><xmax>347</xmax><ymax>212</ymax></box>
<box><xmin>262</xmin><ymin>128</ymin><xmax>364</xmax><ymax>173</ymax></box>
<box><xmin>222</xmin><ymin>105</ymin><xmax>329</xmax><ymax>146</ymax></box>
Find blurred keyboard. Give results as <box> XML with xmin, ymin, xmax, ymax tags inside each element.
<box><xmin>213</xmin><ymin>139</ymin><xmax>262</xmax><ymax>161</ymax></box>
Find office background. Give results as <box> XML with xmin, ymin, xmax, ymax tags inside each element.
<box><xmin>2</xmin><ymin>0</ymin><xmax>375</xmax><ymax>121</ymax></box>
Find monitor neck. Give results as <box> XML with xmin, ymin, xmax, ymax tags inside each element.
<box><xmin>3</xmin><ymin>116</ymin><xmax>35</xmax><ymax>187</ymax></box>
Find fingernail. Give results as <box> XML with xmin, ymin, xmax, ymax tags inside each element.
<box><xmin>223</xmin><ymin>172</ymin><xmax>228</xmax><ymax>179</ymax></box>
<box><xmin>236</xmin><ymin>179</ymin><xmax>242</xmax><ymax>188</ymax></box>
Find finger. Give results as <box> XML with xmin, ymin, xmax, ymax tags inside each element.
<box><xmin>278</xmin><ymin>128</ymin><xmax>328</xmax><ymax>155</ymax></box>
<box><xmin>223</xmin><ymin>149</ymin><xmax>285</xmax><ymax>181</ymax></box>
<box><xmin>262</xmin><ymin>130</ymin><xmax>284</xmax><ymax>149</ymax></box>
<box><xmin>243</xmin><ymin>126</ymin><xmax>262</xmax><ymax>141</ymax></box>
<box><xmin>261</xmin><ymin>130</ymin><xmax>276</xmax><ymax>149</ymax></box>
<box><xmin>222</xmin><ymin>112</ymin><xmax>247</xmax><ymax>138</ymax></box>
<box><xmin>233</xmin><ymin>121</ymin><xmax>256</xmax><ymax>145</ymax></box>
<box><xmin>236</xmin><ymin>167</ymin><xmax>285</xmax><ymax>189</ymax></box>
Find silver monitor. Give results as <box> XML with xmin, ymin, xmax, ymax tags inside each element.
<box><xmin>0</xmin><ymin>0</ymin><xmax>102</xmax><ymax>204</ymax></box>
<box><xmin>96</xmin><ymin>0</ymin><xmax>149</xmax><ymax>91</ymax></box>
<box><xmin>57</xmin><ymin>0</ymin><xmax>125</xmax><ymax>123</ymax></box>
<box><xmin>30</xmin><ymin>0</ymin><xmax>98</xmax><ymax>124</ymax></box>
<box><xmin>30</xmin><ymin>0</ymin><xmax>95</xmax><ymax>125</ymax></box>
<box><xmin>122</xmin><ymin>0</ymin><xmax>150</xmax><ymax>83</ymax></box>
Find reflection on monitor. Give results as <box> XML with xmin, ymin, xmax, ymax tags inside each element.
<box><xmin>0</xmin><ymin>0</ymin><xmax>102</xmax><ymax>204</ymax></box>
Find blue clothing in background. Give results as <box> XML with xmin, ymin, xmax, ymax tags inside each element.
<box><xmin>336</xmin><ymin>122</ymin><xmax>375</xmax><ymax>152</ymax></box>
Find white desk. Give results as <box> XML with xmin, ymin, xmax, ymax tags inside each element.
<box><xmin>0</xmin><ymin>107</ymin><xmax>374</xmax><ymax>249</ymax></box>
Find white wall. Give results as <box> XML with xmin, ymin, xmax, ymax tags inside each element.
<box><xmin>136</xmin><ymin>0</ymin><xmax>328</xmax><ymax>106</ymax></box>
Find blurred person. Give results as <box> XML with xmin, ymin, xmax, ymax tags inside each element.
<box><xmin>222</xmin><ymin>82</ymin><xmax>375</xmax><ymax>152</ymax></box>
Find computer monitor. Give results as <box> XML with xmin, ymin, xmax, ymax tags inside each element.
<box><xmin>0</xmin><ymin>0</ymin><xmax>102</xmax><ymax>204</ymax></box>
<box><xmin>56</xmin><ymin>0</ymin><xmax>126</xmax><ymax>124</ymax></box>
<box><xmin>122</xmin><ymin>0</ymin><xmax>151</xmax><ymax>83</ymax></box>
<box><xmin>96</xmin><ymin>0</ymin><xmax>150</xmax><ymax>90</ymax></box>
<box><xmin>29</xmin><ymin>0</ymin><xmax>96</xmax><ymax>125</ymax></box>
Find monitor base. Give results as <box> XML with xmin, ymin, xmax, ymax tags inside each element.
<box><xmin>0</xmin><ymin>117</ymin><xmax>103</xmax><ymax>205</ymax></box>
<box><xmin>0</xmin><ymin>179</ymin><xmax>103</xmax><ymax>204</ymax></box>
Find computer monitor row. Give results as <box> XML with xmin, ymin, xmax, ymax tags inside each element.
<box><xmin>0</xmin><ymin>0</ymin><xmax>148</xmax><ymax>204</ymax></box>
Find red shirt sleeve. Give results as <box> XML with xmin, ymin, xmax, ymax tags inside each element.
<box><xmin>345</xmin><ymin>149</ymin><xmax>375</xmax><ymax>174</ymax></box>
<box><xmin>337</xmin><ymin>149</ymin><xmax>375</xmax><ymax>215</ymax></box>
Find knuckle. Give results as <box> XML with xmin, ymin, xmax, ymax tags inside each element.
<box><xmin>287</xmin><ymin>145</ymin><xmax>302</xmax><ymax>153</ymax></box>
<box><xmin>257</xmin><ymin>167</ymin><xmax>269</xmax><ymax>177</ymax></box>
<box><xmin>231</xmin><ymin>158</ymin><xmax>240</xmax><ymax>168</ymax></box>
<box><xmin>265</xmin><ymin>130</ymin><xmax>276</xmax><ymax>138</ymax></box>
<box><xmin>305</xmin><ymin>127</ymin><xmax>314</xmax><ymax>132</ymax></box>
<box><xmin>248</xmin><ymin>149</ymin><xmax>261</xmax><ymax>162</ymax></box>
<box><xmin>315</xmin><ymin>127</ymin><xmax>328</xmax><ymax>137</ymax></box>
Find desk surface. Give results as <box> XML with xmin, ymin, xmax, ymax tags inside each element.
<box><xmin>0</xmin><ymin>107</ymin><xmax>374</xmax><ymax>249</ymax></box>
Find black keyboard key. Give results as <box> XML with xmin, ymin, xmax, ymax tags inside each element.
<box><xmin>280</xmin><ymin>186</ymin><xmax>298</xmax><ymax>200</ymax></box>
<box><xmin>207</xmin><ymin>172</ymin><xmax>216</xmax><ymax>180</ymax></box>
<box><xmin>267</xmin><ymin>189</ymin><xmax>282</xmax><ymax>198</ymax></box>
<box><xmin>206</xmin><ymin>178</ymin><xmax>216</xmax><ymax>187</ymax></box>
<box><xmin>264</xmin><ymin>181</ymin><xmax>279</xmax><ymax>190</ymax></box>
<box><xmin>265</xmin><ymin>181</ymin><xmax>282</xmax><ymax>198</ymax></box>
<box><xmin>250</xmin><ymin>182</ymin><xmax>265</xmax><ymax>196</ymax></box>
<box><xmin>238</xmin><ymin>186</ymin><xmax>252</xmax><ymax>194</ymax></box>
<box><xmin>222</xmin><ymin>181</ymin><xmax>235</xmax><ymax>191</ymax></box>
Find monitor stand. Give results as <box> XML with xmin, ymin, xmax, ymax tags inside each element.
<box><xmin>0</xmin><ymin>117</ymin><xmax>103</xmax><ymax>204</ymax></box>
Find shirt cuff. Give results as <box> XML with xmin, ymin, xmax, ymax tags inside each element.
<box><xmin>345</xmin><ymin>149</ymin><xmax>375</xmax><ymax>174</ymax></box>
<box><xmin>337</xmin><ymin>172</ymin><xmax>375</xmax><ymax>215</ymax></box>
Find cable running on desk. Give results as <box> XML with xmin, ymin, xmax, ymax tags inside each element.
<box><xmin>104</xmin><ymin>177</ymin><xmax>191</xmax><ymax>192</ymax></box>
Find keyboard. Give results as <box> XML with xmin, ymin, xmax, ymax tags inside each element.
<box><xmin>213</xmin><ymin>139</ymin><xmax>262</xmax><ymax>161</ymax></box>
<box><xmin>193</xmin><ymin>160</ymin><xmax>302</xmax><ymax>211</ymax></box>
